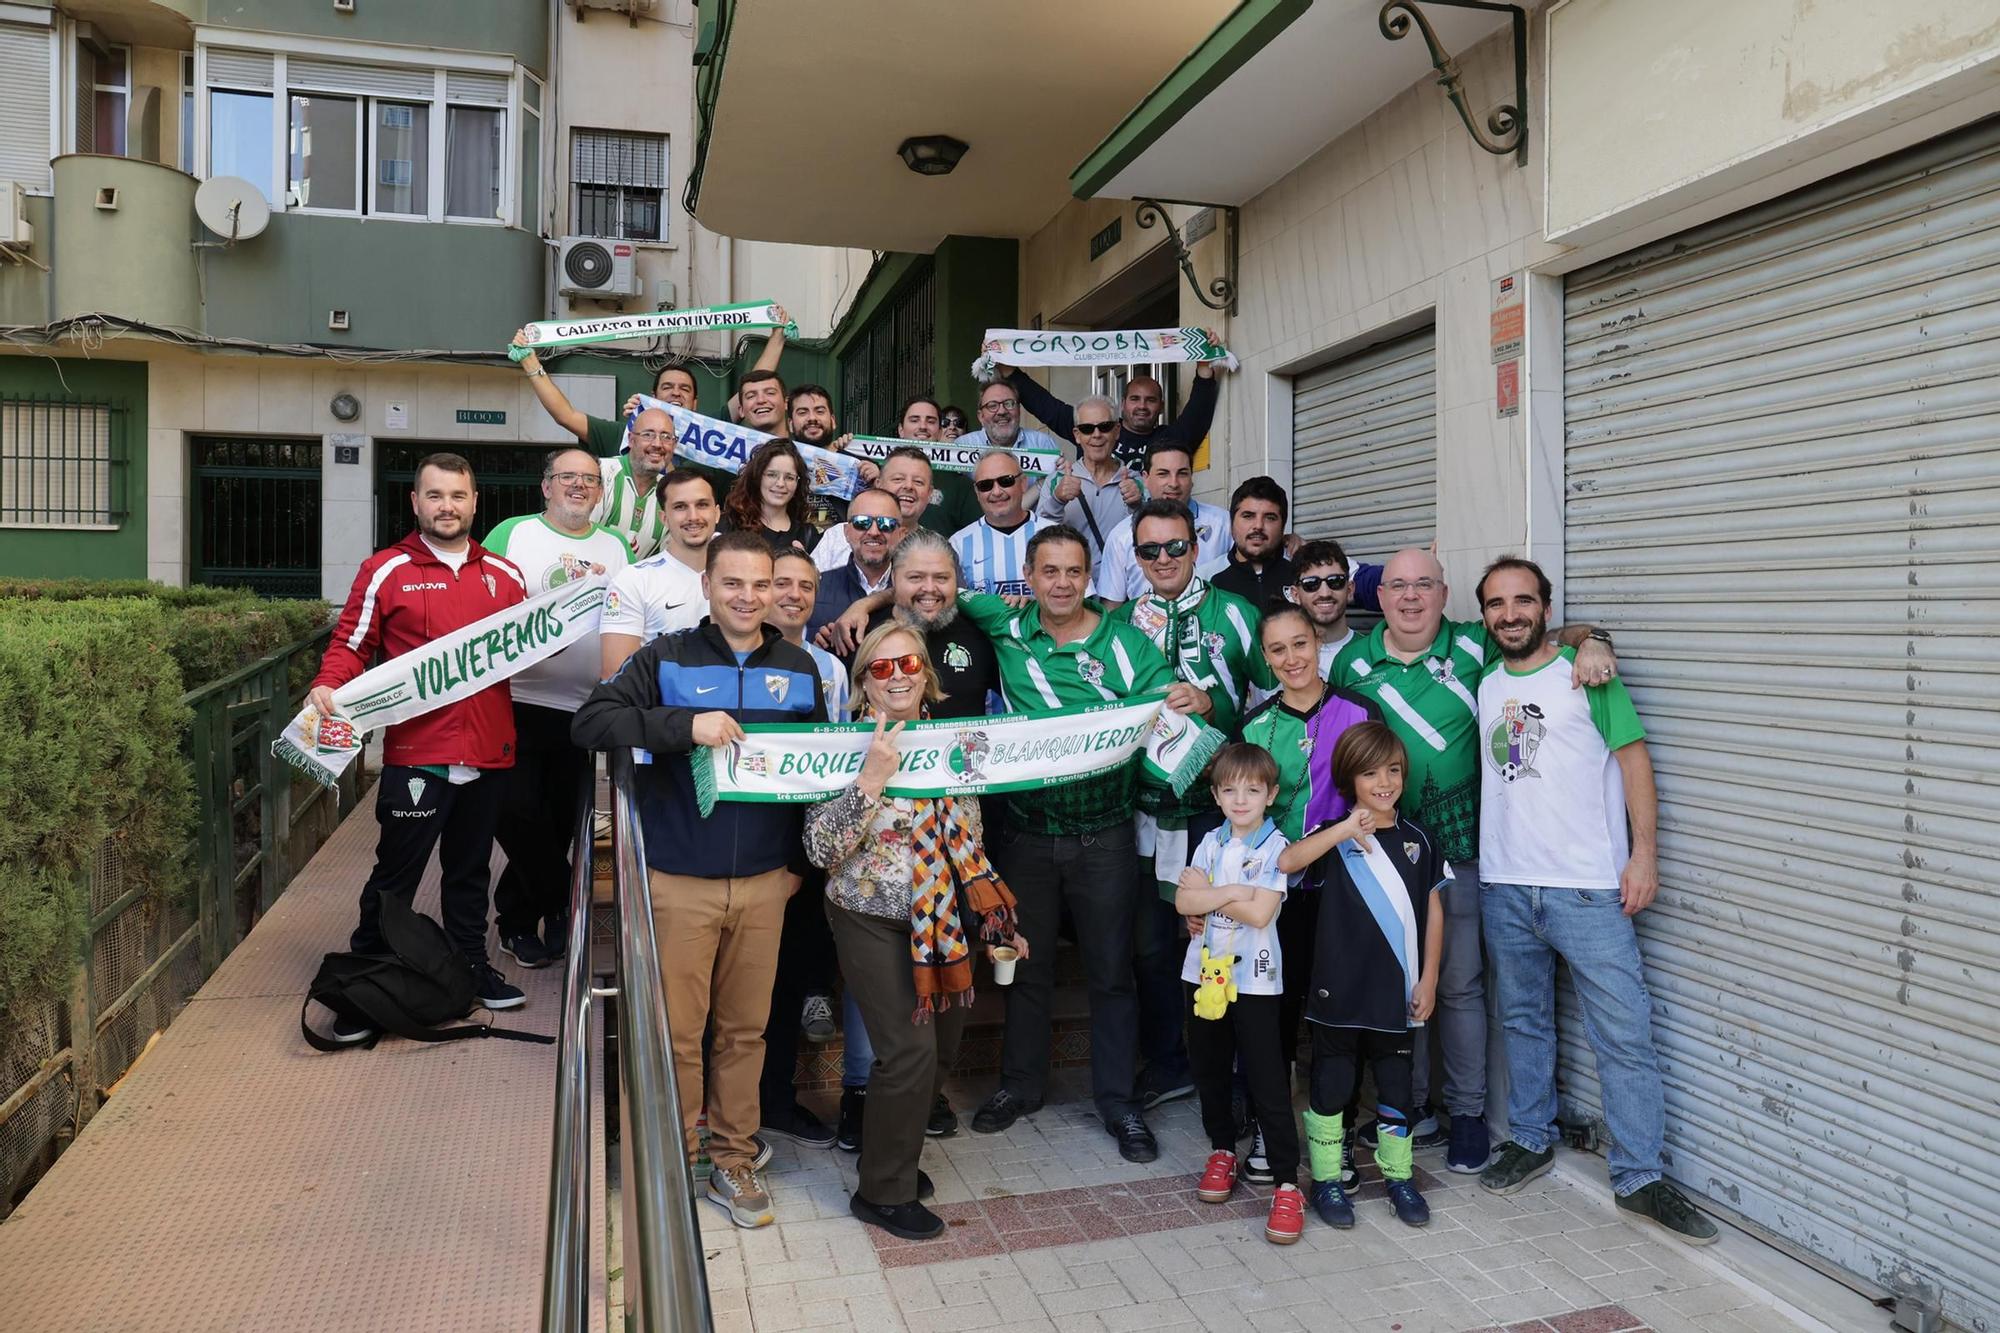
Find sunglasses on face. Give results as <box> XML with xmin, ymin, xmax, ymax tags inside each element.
<box><xmin>974</xmin><ymin>473</ymin><xmax>1022</xmax><ymax>493</ymax></box>
<box><xmin>850</xmin><ymin>515</ymin><xmax>902</xmax><ymax>533</ymax></box>
<box><xmin>1295</xmin><ymin>573</ymin><xmax>1349</xmax><ymax>592</ymax></box>
<box><xmin>865</xmin><ymin>653</ymin><xmax>925</xmax><ymax>680</ymax></box>
<box><xmin>1074</xmin><ymin>420</ymin><xmax>1118</xmax><ymax>436</ymax></box>
<box><xmin>1134</xmin><ymin>538</ymin><xmax>1191</xmax><ymax>561</ymax></box>
<box><xmin>941</xmin><ymin>416</ymin><xmax>967</xmax><ymax>429</ymax></box>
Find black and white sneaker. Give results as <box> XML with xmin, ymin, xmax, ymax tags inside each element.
<box><xmin>1241</xmin><ymin>1122</ymin><xmax>1275</xmax><ymax>1185</ymax></box>
<box><xmin>330</xmin><ymin>1012</ymin><xmax>378</xmax><ymax>1044</ymax></box>
<box><xmin>474</xmin><ymin>965</ymin><xmax>526</xmax><ymax>1011</ymax></box>
<box><xmin>500</xmin><ymin>932</ymin><xmax>554</xmax><ymax>969</ymax></box>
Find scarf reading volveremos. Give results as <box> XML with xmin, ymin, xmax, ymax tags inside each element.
<box><xmin>971</xmin><ymin>327</ymin><xmax>1238</xmax><ymax>382</ymax></box>
<box><xmin>508</xmin><ymin>301</ymin><xmax>794</xmax><ymax>359</ymax></box>
<box><xmin>271</xmin><ymin>577</ymin><xmax>609</xmax><ymax>788</ymax></box>
<box><xmin>692</xmin><ymin>689</ymin><xmax>1221</xmax><ymax>815</ymax></box>
<box><xmin>627</xmin><ymin>396</ymin><xmax>866</xmax><ymax>502</ymax></box>
<box><xmin>842</xmin><ymin>434</ymin><xmax>1063</xmax><ymax>477</ymax></box>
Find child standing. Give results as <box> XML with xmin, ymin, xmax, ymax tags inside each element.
<box><xmin>1173</xmin><ymin>744</ymin><xmax>1306</xmax><ymax>1245</ymax></box>
<box><xmin>1282</xmin><ymin>721</ymin><xmax>1446</xmax><ymax>1230</ymax></box>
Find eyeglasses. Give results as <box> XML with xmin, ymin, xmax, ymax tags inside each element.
<box><xmin>1074</xmin><ymin>420</ymin><xmax>1118</xmax><ymax>436</ymax></box>
<box><xmin>630</xmin><ymin>429</ymin><xmax>669</xmax><ymax>443</ymax></box>
<box><xmin>850</xmin><ymin>515</ymin><xmax>903</xmax><ymax>533</ymax></box>
<box><xmin>978</xmin><ymin>399</ymin><xmax>1018</xmax><ymax>414</ymax></box>
<box><xmin>1294</xmin><ymin>573</ymin><xmax>1348</xmax><ymax>592</ymax></box>
<box><xmin>865</xmin><ymin>653</ymin><xmax>925</xmax><ymax>680</ymax></box>
<box><xmin>547</xmin><ymin>471</ymin><xmax>603</xmax><ymax>488</ymax></box>
<box><xmin>1384</xmin><ymin>577</ymin><xmax>1441</xmax><ymax>595</ymax></box>
<box><xmin>1134</xmin><ymin>538</ymin><xmax>1191</xmax><ymax>561</ymax></box>
<box><xmin>974</xmin><ymin>473</ymin><xmax>1022</xmax><ymax>493</ymax></box>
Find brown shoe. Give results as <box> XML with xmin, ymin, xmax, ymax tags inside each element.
<box><xmin>706</xmin><ymin>1163</ymin><xmax>774</xmax><ymax>1228</ymax></box>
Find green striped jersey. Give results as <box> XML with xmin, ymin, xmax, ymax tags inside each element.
<box><xmin>1111</xmin><ymin>576</ymin><xmax>1264</xmax><ymax>736</ymax></box>
<box><xmin>591</xmin><ymin>453</ymin><xmax>668</xmax><ymax>560</ymax></box>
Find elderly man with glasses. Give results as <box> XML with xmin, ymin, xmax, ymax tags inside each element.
<box><xmin>950</xmin><ymin>450</ymin><xmax>1047</xmax><ymax>596</ymax></box>
<box><xmin>958</xmin><ymin>379</ymin><xmax>1062</xmax><ymax>501</ymax></box>
<box><xmin>1326</xmin><ymin>546</ymin><xmax>1620</xmax><ymax>1176</ymax></box>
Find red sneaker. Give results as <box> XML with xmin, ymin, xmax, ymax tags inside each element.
<box><xmin>1265</xmin><ymin>1183</ymin><xmax>1305</xmax><ymax>1244</ymax></box>
<box><xmin>1197</xmin><ymin>1150</ymin><xmax>1238</xmax><ymax>1203</ymax></box>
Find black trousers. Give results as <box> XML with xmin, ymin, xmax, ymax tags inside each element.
<box><xmin>759</xmin><ymin>867</ymin><xmax>833</xmax><ymax>1112</ymax></box>
<box><xmin>1309</xmin><ymin>1024</ymin><xmax>1412</xmax><ymax>1126</ymax></box>
<box><xmin>351</xmin><ymin>763</ymin><xmax>502</xmax><ymax>967</ymax></box>
<box><xmin>990</xmin><ymin>818</ymin><xmax>1141</xmax><ymax>1125</ymax></box>
<box><xmin>492</xmin><ymin>703</ymin><xmax>591</xmax><ymax>939</ymax></box>
<box><xmin>1187</xmin><ymin>985</ymin><xmax>1299</xmax><ymax>1184</ymax></box>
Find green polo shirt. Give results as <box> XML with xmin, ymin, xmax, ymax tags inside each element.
<box><xmin>1327</xmin><ymin>618</ymin><xmax>1493</xmax><ymax>863</ymax></box>
<box><xmin>956</xmin><ymin>590</ymin><xmax>1174</xmax><ymax>834</ymax></box>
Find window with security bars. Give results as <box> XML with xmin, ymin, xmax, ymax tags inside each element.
<box><xmin>0</xmin><ymin>397</ymin><xmax>125</xmax><ymax>528</ymax></box>
<box><xmin>571</xmin><ymin>128</ymin><xmax>667</xmax><ymax>242</ymax></box>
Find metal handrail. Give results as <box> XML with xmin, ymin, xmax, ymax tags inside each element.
<box><xmin>540</xmin><ymin>772</ymin><xmax>596</xmax><ymax>1333</ymax></box>
<box><xmin>609</xmin><ymin>747</ymin><xmax>713</xmax><ymax>1332</ymax></box>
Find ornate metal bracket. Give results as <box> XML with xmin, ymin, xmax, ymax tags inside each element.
<box><xmin>1133</xmin><ymin>199</ymin><xmax>1237</xmax><ymax>315</ymax></box>
<box><xmin>1379</xmin><ymin>0</ymin><xmax>1528</xmax><ymax>165</ymax></box>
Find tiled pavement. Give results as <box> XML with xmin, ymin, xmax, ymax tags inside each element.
<box><xmin>695</xmin><ymin>1069</ymin><xmax>1830</xmax><ymax>1333</ymax></box>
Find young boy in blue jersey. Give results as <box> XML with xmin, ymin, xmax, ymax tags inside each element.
<box><xmin>1173</xmin><ymin>744</ymin><xmax>1306</xmax><ymax>1245</ymax></box>
<box><xmin>1280</xmin><ymin>720</ymin><xmax>1445</xmax><ymax>1230</ymax></box>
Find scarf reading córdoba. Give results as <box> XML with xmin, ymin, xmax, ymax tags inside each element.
<box><xmin>971</xmin><ymin>326</ymin><xmax>1238</xmax><ymax>382</ymax></box>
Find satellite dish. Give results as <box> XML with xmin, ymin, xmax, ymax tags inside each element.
<box><xmin>194</xmin><ymin>176</ymin><xmax>270</xmax><ymax>243</ymax></box>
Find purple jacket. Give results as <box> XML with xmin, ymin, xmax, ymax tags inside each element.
<box><xmin>1302</xmin><ymin>686</ymin><xmax>1384</xmax><ymax>833</ymax></box>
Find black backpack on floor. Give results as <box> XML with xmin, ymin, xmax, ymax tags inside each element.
<box><xmin>301</xmin><ymin>892</ymin><xmax>555</xmax><ymax>1052</ymax></box>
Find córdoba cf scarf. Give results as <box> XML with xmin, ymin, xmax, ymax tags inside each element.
<box><xmin>971</xmin><ymin>327</ymin><xmax>1237</xmax><ymax>382</ymax></box>
<box><xmin>692</xmin><ymin>689</ymin><xmax>1221</xmax><ymax>815</ymax></box>
<box><xmin>272</xmin><ymin>577</ymin><xmax>609</xmax><ymax>788</ymax></box>
<box><xmin>508</xmin><ymin>301</ymin><xmax>794</xmax><ymax>359</ymax></box>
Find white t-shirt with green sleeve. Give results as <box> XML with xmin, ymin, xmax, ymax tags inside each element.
<box><xmin>483</xmin><ymin>514</ymin><xmax>633</xmax><ymax>710</ymax></box>
<box><xmin>1476</xmin><ymin>645</ymin><xmax>1647</xmax><ymax>890</ymax></box>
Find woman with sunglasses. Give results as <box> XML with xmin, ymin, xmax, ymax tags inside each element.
<box><xmin>804</xmin><ymin>621</ymin><xmax>1026</xmax><ymax>1240</ymax></box>
<box><xmin>722</xmin><ymin>438</ymin><xmax>819</xmax><ymax>555</ymax></box>
<box><xmin>938</xmin><ymin>406</ymin><xmax>969</xmax><ymax>441</ymax></box>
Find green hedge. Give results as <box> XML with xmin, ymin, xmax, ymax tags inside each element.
<box><xmin>0</xmin><ymin>580</ymin><xmax>329</xmax><ymax>692</ymax></box>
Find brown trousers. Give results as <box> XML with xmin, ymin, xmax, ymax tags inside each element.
<box><xmin>648</xmin><ymin>867</ymin><xmax>792</xmax><ymax>1171</ymax></box>
<box><xmin>827</xmin><ymin>900</ymin><xmax>966</xmax><ymax>1204</ymax></box>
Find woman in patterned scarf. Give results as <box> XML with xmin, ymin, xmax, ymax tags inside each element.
<box><xmin>805</xmin><ymin>621</ymin><xmax>1025</xmax><ymax>1240</ymax></box>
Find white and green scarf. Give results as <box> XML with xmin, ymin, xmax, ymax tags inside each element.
<box><xmin>272</xmin><ymin>577</ymin><xmax>609</xmax><ymax>788</ymax></box>
<box><xmin>692</xmin><ymin>689</ymin><xmax>1220</xmax><ymax>815</ymax></box>
<box><xmin>842</xmin><ymin>434</ymin><xmax>1064</xmax><ymax>477</ymax></box>
<box><xmin>972</xmin><ymin>326</ymin><xmax>1237</xmax><ymax>382</ymax></box>
<box><xmin>508</xmin><ymin>301</ymin><xmax>794</xmax><ymax>359</ymax></box>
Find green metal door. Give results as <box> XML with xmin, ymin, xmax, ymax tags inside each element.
<box><xmin>375</xmin><ymin>441</ymin><xmax>550</xmax><ymax>548</ymax></box>
<box><xmin>190</xmin><ymin>436</ymin><xmax>322</xmax><ymax>598</ymax></box>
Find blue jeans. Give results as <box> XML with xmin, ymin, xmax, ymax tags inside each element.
<box><xmin>842</xmin><ymin>989</ymin><xmax>875</xmax><ymax>1087</ymax></box>
<box><xmin>1483</xmin><ymin>881</ymin><xmax>1665</xmax><ymax>1194</ymax></box>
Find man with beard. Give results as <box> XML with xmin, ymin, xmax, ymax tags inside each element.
<box><xmin>830</xmin><ymin>528</ymin><xmax>1001</xmax><ymax>720</ymax></box>
<box><xmin>599</xmin><ymin>470</ymin><xmax>718</xmax><ymax>677</ymax></box>
<box><xmin>1210</xmin><ymin>476</ymin><xmax>1294</xmax><ymax>608</ymax></box>
<box><xmin>483</xmin><ymin>449</ymin><xmax>633</xmax><ymax>969</ymax></box>
<box><xmin>996</xmin><ymin>342</ymin><xmax>1226</xmax><ymax>471</ymax></box>
<box><xmin>307</xmin><ymin>454</ymin><xmax>530</xmax><ymax>1041</ymax></box>
<box><xmin>1094</xmin><ymin>441</ymin><xmax>1233</xmax><ymax>604</ymax></box>
<box><xmin>1035</xmin><ymin>393</ymin><xmax>1140</xmax><ymax>564</ymax></box>
<box><xmin>788</xmin><ymin>383</ymin><xmax>857</xmax><ymax>534</ymax></box>
<box><xmin>808</xmin><ymin>488</ymin><xmax>908</xmax><ymax>646</ymax></box>
<box><xmin>955</xmin><ymin>379</ymin><xmax>1058</xmax><ymax>507</ymax></box>
<box><xmin>1328</xmin><ymin>547</ymin><xmax>1619</xmax><ymax>1175</ymax></box>
<box><xmin>1472</xmin><ymin>558</ymin><xmax>1714</xmax><ymax>1245</ymax></box>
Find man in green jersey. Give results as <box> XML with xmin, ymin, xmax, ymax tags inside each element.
<box><xmin>952</xmin><ymin>524</ymin><xmax>1176</xmax><ymax>1164</ymax></box>
<box><xmin>1326</xmin><ymin>546</ymin><xmax>1618</xmax><ymax>1174</ymax></box>
<box><xmin>1111</xmin><ymin>498</ymin><xmax>1265</xmax><ymax>1110</ymax></box>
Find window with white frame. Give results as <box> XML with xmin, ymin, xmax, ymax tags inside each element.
<box><xmin>82</xmin><ymin>42</ymin><xmax>130</xmax><ymax>156</ymax></box>
<box><xmin>0</xmin><ymin>397</ymin><xmax>123</xmax><ymax>529</ymax></box>
<box><xmin>571</xmin><ymin>129</ymin><xmax>667</xmax><ymax>242</ymax></box>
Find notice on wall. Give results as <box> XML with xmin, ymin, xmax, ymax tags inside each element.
<box><xmin>384</xmin><ymin>402</ymin><xmax>409</xmax><ymax>431</ymax></box>
<box><xmin>1491</xmin><ymin>273</ymin><xmax>1524</xmax><ymax>364</ymax></box>
<box><xmin>1496</xmin><ymin>359</ymin><xmax>1520</xmax><ymax>419</ymax></box>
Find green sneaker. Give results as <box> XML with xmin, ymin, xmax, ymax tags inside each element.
<box><xmin>1616</xmin><ymin>1180</ymin><xmax>1719</xmax><ymax>1245</ymax></box>
<box><xmin>1480</xmin><ymin>1141</ymin><xmax>1556</xmax><ymax>1195</ymax></box>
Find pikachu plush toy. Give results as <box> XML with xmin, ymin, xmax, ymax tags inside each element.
<box><xmin>1192</xmin><ymin>945</ymin><xmax>1238</xmax><ymax>1020</ymax></box>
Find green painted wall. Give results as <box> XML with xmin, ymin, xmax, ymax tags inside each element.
<box><xmin>201</xmin><ymin>214</ymin><xmax>544</xmax><ymax>353</ymax></box>
<box><xmin>931</xmin><ymin>235</ymin><xmax>1019</xmax><ymax>419</ymax></box>
<box><xmin>51</xmin><ymin>157</ymin><xmax>199</xmax><ymax>328</ymax></box>
<box><xmin>200</xmin><ymin>0</ymin><xmax>550</xmax><ymax>74</ymax></box>
<box><xmin>0</xmin><ymin>197</ymin><xmax>52</xmax><ymax>327</ymax></box>
<box><xmin>0</xmin><ymin>356</ymin><xmax>148</xmax><ymax>580</ymax></box>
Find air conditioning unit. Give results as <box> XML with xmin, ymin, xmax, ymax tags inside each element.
<box><xmin>0</xmin><ymin>181</ymin><xmax>31</xmax><ymax>250</ymax></box>
<box><xmin>557</xmin><ymin>237</ymin><xmax>639</xmax><ymax>298</ymax></box>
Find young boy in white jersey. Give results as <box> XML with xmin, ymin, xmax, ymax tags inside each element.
<box><xmin>1173</xmin><ymin>744</ymin><xmax>1306</xmax><ymax>1245</ymax></box>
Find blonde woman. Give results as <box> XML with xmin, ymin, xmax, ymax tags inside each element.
<box><xmin>805</xmin><ymin>621</ymin><xmax>1026</xmax><ymax>1239</ymax></box>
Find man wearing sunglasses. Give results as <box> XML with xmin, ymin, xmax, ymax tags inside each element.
<box><xmin>1036</xmin><ymin>394</ymin><xmax>1141</xmax><ymax>563</ymax></box>
<box><xmin>950</xmin><ymin>450</ymin><xmax>1046</xmax><ymax>596</ymax></box>
<box><xmin>992</xmin><ymin>334</ymin><xmax>1226</xmax><ymax>471</ymax></box>
<box><xmin>808</xmin><ymin>488</ymin><xmax>909</xmax><ymax>647</ymax></box>
<box><xmin>956</xmin><ymin>380</ymin><xmax>1060</xmax><ymax>503</ymax></box>
<box><xmin>1094</xmin><ymin>441</ymin><xmax>1233</xmax><ymax>604</ymax></box>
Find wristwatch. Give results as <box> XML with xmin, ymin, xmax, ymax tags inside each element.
<box><xmin>1586</xmin><ymin>628</ymin><xmax>1614</xmax><ymax>648</ymax></box>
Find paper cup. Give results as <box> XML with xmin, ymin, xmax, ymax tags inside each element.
<box><xmin>989</xmin><ymin>946</ymin><xmax>1019</xmax><ymax>986</ymax></box>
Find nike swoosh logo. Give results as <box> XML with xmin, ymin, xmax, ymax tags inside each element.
<box><xmin>696</xmin><ymin>686</ymin><xmax>718</xmax><ymax>695</ymax></box>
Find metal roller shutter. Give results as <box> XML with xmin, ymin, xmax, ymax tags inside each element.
<box><xmin>1562</xmin><ymin>118</ymin><xmax>2000</xmax><ymax>1331</ymax></box>
<box><xmin>0</xmin><ymin>25</ymin><xmax>51</xmax><ymax>190</ymax></box>
<box><xmin>1290</xmin><ymin>327</ymin><xmax>1436</xmax><ymax>560</ymax></box>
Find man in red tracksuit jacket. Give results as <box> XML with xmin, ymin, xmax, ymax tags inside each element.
<box><xmin>309</xmin><ymin>453</ymin><xmax>528</xmax><ymax>1041</ymax></box>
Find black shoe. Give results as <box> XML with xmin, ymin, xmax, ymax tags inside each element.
<box><xmin>850</xmin><ymin>1193</ymin><xmax>944</xmax><ymax>1240</ymax></box>
<box><xmin>1481</xmin><ymin>1141</ymin><xmax>1555</xmax><ymax>1195</ymax></box>
<box><xmin>500</xmin><ymin>933</ymin><xmax>554</xmax><ymax>969</ymax></box>
<box><xmin>835</xmin><ymin>1086</ymin><xmax>865</xmax><ymax>1153</ymax></box>
<box><xmin>1386</xmin><ymin>1179</ymin><xmax>1431</xmax><ymax>1227</ymax></box>
<box><xmin>801</xmin><ymin>993</ymin><xmax>837</xmax><ymax>1043</ymax></box>
<box><xmin>473</xmin><ymin>965</ymin><xmax>526</xmax><ymax>1011</ymax></box>
<box><xmin>330</xmin><ymin>1012</ymin><xmax>377</xmax><ymax>1044</ymax></box>
<box><xmin>1110</xmin><ymin>1113</ymin><xmax>1158</xmax><ymax>1164</ymax></box>
<box><xmin>542</xmin><ymin>920</ymin><xmax>570</xmax><ymax>960</ymax></box>
<box><xmin>1617</xmin><ymin>1180</ymin><xmax>1720</xmax><ymax>1245</ymax></box>
<box><xmin>971</xmin><ymin>1089</ymin><xmax>1041</xmax><ymax>1134</ymax></box>
<box><xmin>925</xmin><ymin>1093</ymin><xmax>959</xmax><ymax>1138</ymax></box>
<box><xmin>751</xmin><ymin>1135</ymin><xmax>774</xmax><ymax>1170</ymax></box>
<box><xmin>762</xmin><ymin>1101</ymin><xmax>836</xmax><ymax>1149</ymax></box>
<box><xmin>1138</xmin><ymin>1068</ymin><xmax>1196</xmax><ymax>1110</ymax></box>
<box><xmin>917</xmin><ymin>1169</ymin><xmax>935</xmax><ymax>1201</ymax></box>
